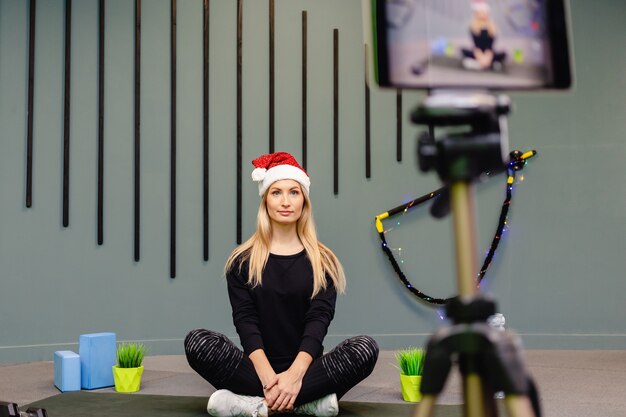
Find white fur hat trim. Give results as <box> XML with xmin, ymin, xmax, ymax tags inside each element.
<box><xmin>254</xmin><ymin>165</ymin><xmax>310</xmax><ymax>196</ymax></box>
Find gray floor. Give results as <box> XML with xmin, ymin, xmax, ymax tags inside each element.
<box><xmin>1</xmin><ymin>350</ymin><xmax>625</xmax><ymax>417</ymax></box>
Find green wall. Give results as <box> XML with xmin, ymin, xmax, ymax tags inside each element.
<box><xmin>1</xmin><ymin>0</ymin><xmax>625</xmax><ymax>363</ymax></box>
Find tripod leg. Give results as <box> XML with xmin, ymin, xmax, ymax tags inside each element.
<box><xmin>502</xmin><ymin>376</ymin><xmax>540</xmax><ymax>417</ymax></box>
<box><xmin>504</xmin><ymin>395</ymin><xmax>536</xmax><ymax>417</ymax></box>
<box><xmin>412</xmin><ymin>395</ymin><xmax>437</xmax><ymax>417</ymax></box>
<box><xmin>527</xmin><ymin>376</ymin><xmax>541</xmax><ymax>417</ymax></box>
<box><xmin>464</xmin><ymin>372</ymin><xmax>498</xmax><ymax>417</ymax></box>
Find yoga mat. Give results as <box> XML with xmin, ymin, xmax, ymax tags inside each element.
<box><xmin>27</xmin><ymin>391</ymin><xmax>462</xmax><ymax>417</ymax></box>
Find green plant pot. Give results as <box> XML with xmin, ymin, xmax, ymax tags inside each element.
<box><xmin>400</xmin><ymin>374</ymin><xmax>422</xmax><ymax>402</ymax></box>
<box><xmin>112</xmin><ymin>365</ymin><xmax>144</xmax><ymax>393</ymax></box>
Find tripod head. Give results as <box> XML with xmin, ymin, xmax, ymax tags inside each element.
<box><xmin>413</xmin><ymin>91</ymin><xmax>511</xmax><ymax>184</ymax></box>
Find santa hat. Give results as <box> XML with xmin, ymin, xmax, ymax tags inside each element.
<box><xmin>471</xmin><ymin>0</ymin><xmax>490</xmax><ymax>12</ymax></box>
<box><xmin>251</xmin><ymin>152</ymin><xmax>310</xmax><ymax>196</ymax></box>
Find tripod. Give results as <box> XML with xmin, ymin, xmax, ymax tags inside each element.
<box><xmin>410</xmin><ymin>91</ymin><xmax>541</xmax><ymax>417</ymax></box>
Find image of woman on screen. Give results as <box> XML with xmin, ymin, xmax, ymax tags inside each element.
<box><xmin>461</xmin><ymin>1</ymin><xmax>507</xmax><ymax>71</ymax></box>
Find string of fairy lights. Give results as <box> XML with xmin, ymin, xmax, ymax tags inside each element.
<box><xmin>374</xmin><ymin>150</ymin><xmax>537</xmax><ymax>306</ymax></box>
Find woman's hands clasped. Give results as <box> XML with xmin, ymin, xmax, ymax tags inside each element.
<box><xmin>263</xmin><ymin>369</ymin><xmax>303</xmax><ymax>412</ymax></box>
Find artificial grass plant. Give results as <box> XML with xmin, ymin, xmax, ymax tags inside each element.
<box><xmin>395</xmin><ymin>347</ymin><xmax>426</xmax><ymax>376</ymax></box>
<box><xmin>116</xmin><ymin>342</ymin><xmax>148</xmax><ymax>368</ymax></box>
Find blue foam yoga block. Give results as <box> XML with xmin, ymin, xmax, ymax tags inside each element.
<box><xmin>79</xmin><ymin>332</ymin><xmax>116</xmax><ymax>389</ymax></box>
<box><xmin>54</xmin><ymin>351</ymin><xmax>81</xmax><ymax>392</ymax></box>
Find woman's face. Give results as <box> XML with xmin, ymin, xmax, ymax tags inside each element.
<box><xmin>474</xmin><ymin>8</ymin><xmax>490</xmax><ymax>22</ymax></box>
<box><xmin>265</xmin><ymin>179</ymin><xmax>305</xmax><ymax>226</ymax></box>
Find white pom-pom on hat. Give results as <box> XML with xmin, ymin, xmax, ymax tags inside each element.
<box><xmin>251</xmin><ymin>152</ymin><xmax>310</xmax><ymax>196</ymax></box>
<box><xmin>251</xmin><ymin>167</ymin><xmax>267</xmax><ymax>182</ymax></box>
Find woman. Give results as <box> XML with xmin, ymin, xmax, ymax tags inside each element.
<box><xmin>185</xmin><ymin>152</ymin><xmax>379</xmax><ymax>417</ymax></box>
<box><xmin>461</xmin><ymin>1</ymin><xmax>507</xmax><ymax>71</ymax></box>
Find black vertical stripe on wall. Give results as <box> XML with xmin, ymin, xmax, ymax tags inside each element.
<box><xmin>364</xmin><ymin>45</ymin><xmax>371</xmax><ymax>179</ymax></box>
<box><xmin>203</xmin><ymin>0</ymin><xmax>210</xmax><ymax>261</ymax></box>
<box><xmin>170</xmin><ymin>0</ymin><xmax>177</xmax><ymax>278</ymax></box>
<box><xmin>269</xmin><ymin>0</ymin><xmax>275</xmax><ymax>153</ymax></box>
<box><xmin>97</xmin><ymin>0</ymin><xmax>105</xmax><ymax>245</ymax></box>
<box><xmin>26</xmin><ymin>0</ymin><xmax>36</xmax><ymax>208</ymax></box>
<box><xmin>301</xmin><ymin>11</ymin><xmax>307</xmax><ymax>171</ymax></box>
<box><xmin>62</xmin><ymin>0</ymin><xmax>72</xmax><ymax>228</ymax></box>
<box><xmin>333</xmin><ymin>29</ymin><xmax>339</xmax><ymax>195</ymax></box>
<box><xmin>396</xmin><ymin>89</ymin><xmax>402</xmax><ymax>162</ymax></box>
<box><xmin>236</xmin><ymin>0</ymin><xmax>243</xmax><ymax>244</ymax></box>
<box><xmin>134</xmin><ymin>0</ymin><xmax>141</xmax><ymax>262</ymax></box>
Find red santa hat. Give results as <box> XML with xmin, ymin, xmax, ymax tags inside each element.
<box><xmin>471</xmin><ymin>0</ymin><xmax>490</xmax><ymax>12</ymax></box>
<box><xmin>251</xmin><ymin>152</ymin><xmax>310</xmax><ymax>196</ymax></box>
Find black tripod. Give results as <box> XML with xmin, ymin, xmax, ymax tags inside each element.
<box><xmin>411</xmin><ymin>91</ymin><xmax>541</xmax><ymax>417</ymax></box>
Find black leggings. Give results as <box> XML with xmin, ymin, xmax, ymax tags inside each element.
<box><xmin>184</xmin><ymin>329</ymin><xmax>379</xmax><ymax>406</ymax></box>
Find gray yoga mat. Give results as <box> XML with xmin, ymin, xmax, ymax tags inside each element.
<box><xmin>27</xmin><ymin>391</ymin><xmax>463</xmax><ymax>417</ymax></box>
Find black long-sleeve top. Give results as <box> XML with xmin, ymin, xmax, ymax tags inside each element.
<box><xmin>226</xmin><ymin>250</ymin><xmax>336</xmax><ymax>371</ymax></box>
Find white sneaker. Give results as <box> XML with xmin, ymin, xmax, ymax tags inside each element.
<box><xmin>492</xmin><ymin>61</ymin><xmax>504</xmax><ymax>72</ymax></box>
<box><xmin>207</xmin><ymin>389</ymin><xmax>268</xmax><ymax>417</ymax></box>
<box><xmin>462</xmin><ymin>58</ymin><xmax>481</xmax><ymax>71</ymax></box>
<box><xmin>293</xmin><ymin>393</ymin><xmax>339</xmax><ymax>417</ymax></box>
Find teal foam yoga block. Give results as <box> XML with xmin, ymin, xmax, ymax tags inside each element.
<box><xmin>79</xmin><ymin>332</ymin><xmax>116</xmax><ymax>389</ymax></box>
<box><xmin>54</xmin><ymin>351</ymin><xmax>81</xmax><ymax>392</ymax></box>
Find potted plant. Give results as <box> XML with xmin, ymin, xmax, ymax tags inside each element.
<box><xmin>395</xmin><ymin>347</ymin><xmax>426</xmax><ymax>402</ymax></box>
<box><xmin>112</xmin><ymin>342</ymin><xmax>147</xmax><ymax>393</ymax></box>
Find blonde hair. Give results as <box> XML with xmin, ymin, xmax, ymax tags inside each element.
<box><xmin>224</xmin><ymin>188</ymin><xmax>346</xmax><ymax>297</ymax></box>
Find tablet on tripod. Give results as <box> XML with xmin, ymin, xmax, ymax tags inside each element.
<box><xmin>372</xmin><ymin>0</ymin><xmax>572</xmax><ymax>90</ymax></box>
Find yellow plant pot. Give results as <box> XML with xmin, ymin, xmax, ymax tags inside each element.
<box><xmin>400</xmin><ymin>374</ymin><xmax>422</xmax><ymax>402</ymax></box>
<box><xmin>112</xmin><ymin>365</ymin><xmax>144</xmax><ymax>393</ymax></box>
